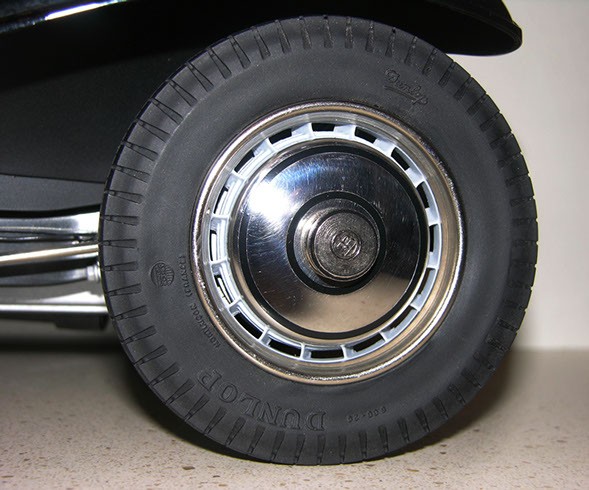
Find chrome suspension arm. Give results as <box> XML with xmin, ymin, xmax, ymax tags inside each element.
<box><xmin>0</xmin><ymin>210</ymin><xmax>107</xmax><ymax>315</ymax></box>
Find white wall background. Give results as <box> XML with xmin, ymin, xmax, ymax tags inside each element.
<box><xmin>453</xmin><ymin>0</ymin><xmax>589</xmax><ymax>349</ymax></box>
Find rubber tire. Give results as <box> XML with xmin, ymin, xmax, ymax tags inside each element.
<box><xmin>100</xmin><ymin>16</ymin><xmax>537</xmax><ymax>465</ymax></box>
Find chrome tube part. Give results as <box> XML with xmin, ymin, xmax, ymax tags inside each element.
<box><xmin>0</xmin><ymin>277</ymin><xmax>107</xmax><ymax>315</ymax></box>
<box><xmin>0</xmin><ymin>244</ymin><xmax>98</xmax><ymax>267</ymax></box>
<box><xmin>0</xmin><ymin>211</ymin><xmax>98</xmax><ymax>238</ymax></box>
<box><xmin>0</xmin><ymin>210</ymin><xmax>106</xmax><ymax>315</ymax></box>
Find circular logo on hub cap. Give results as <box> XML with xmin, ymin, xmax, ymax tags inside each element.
<box><xmin>330</xmin><ymin>230</ymin><xmax>362</xmax><ymax>260</ymax></box>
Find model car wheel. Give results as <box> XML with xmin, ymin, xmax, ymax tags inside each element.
<box><xmin>100</xmin><ymin>16</ymin><xmax>536</xmax><ymax>464</ymax></box>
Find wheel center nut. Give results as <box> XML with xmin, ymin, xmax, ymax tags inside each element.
<box><xmin>309</xmin><ymin>211</ymin><xmax>379</xmax><ymax>282</ymax></box>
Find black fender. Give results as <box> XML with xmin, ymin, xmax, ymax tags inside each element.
<box><xmin>0</xmin><ymin>0</ymin><xmax>522</xmax><ymax>210</ymax></box>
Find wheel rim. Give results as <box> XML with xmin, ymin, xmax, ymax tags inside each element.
<box><xmin>193</xmin><ymin>103</ymin><xmax>463</xmax><ymax>383</ymax></box>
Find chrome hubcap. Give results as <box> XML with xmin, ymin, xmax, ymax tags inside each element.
<box><xmin>194</xmin><ymin>103</ymin><xmax>462</xmax><ymax>383</ymax></box>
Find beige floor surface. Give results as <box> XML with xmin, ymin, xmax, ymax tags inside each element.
<box><xmin>0</xmin><ymin>323</ymin><xmax>588</xmax><ymax>489</ymax></box>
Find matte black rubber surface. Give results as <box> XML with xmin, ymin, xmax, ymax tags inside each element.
<box><xmin>100</xmin><ymin>17</ymin><xmax>537</xmax><ymax>464</ymax></box>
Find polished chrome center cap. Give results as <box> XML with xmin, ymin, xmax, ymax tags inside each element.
<box><xmin>239</xmin><ymin>145</ymin><xmax>424</xmax><ymax>338</ymax></box>
<box><xmin>300</xmin><ymin>205</ymin><xmax>380</xmax><ymax>283</ymax></box>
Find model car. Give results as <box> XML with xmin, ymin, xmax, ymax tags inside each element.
<box><xmin>0</xmin><ymin>0</ymin><xmax>537</xmax><ymax>464</ymax></box>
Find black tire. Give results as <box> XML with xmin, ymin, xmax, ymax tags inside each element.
<box><xmin>100</xmin><ymin>16</ymin><xmax>537</xmax><ymax>464</ymax></box>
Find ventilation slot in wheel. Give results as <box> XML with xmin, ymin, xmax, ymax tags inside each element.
<box><xmin>352</xmin><ymin>334</ymin><xmax>383</xmax><ymax>353</ymax></box>
<box><xmin>417</xmin><ymin>183</ymin><xmax>430</xmax><ymax>208</ymax></box>
<box><xmin>429</xmin><ymin>225</ymin><xmax>436</xmax><ymax>252</ymax></box>
<box><xmin>312</xmin><ymin>122</ymin><xmax>336</xmax><ymax>132</ymax></box>
<box><xmin>209</xmin><ymin>231</ymin><xmax>218</xmax><ymax>261</ymax></box>
<box><xmin>392</xmin><ymin>148</ymin><xmax>411</xmax><ymax>170</ymax></box>
<box><xmin>268</xmin><ymin>339</ymin><xmax>301</xmax><ymax>358</ymax></box>
<box><xmin>214</xmin><ymin>275</ymin><xmax>232</xmax><ymax>303</ymax></box>
<box><xmin>310</xmin><ymin>348</ymin><xmax>344</xmax><ymax>360</ymax></box>
<box><xmin>269</xmin><ymin>128</ymin><xmax>293</xmax><ymax>144</ymax></box>
<box><xmin>235</xmin><ymin>312</ymin><xmax>262</xmax><ymax>339</ymax></box>
<box><xmin>234</xmin><ymin>149</ymin><xmax>255</xmax><ymax>173</ymax></box>
<box><xmin>416</xmin><ymin>268</ymin><xmax>434</xmax><ymax>296</ymax></box>
<box><xmin>214</xmin><ymin>187</ymin><xmax>229</xmax><ymax>214</ymax></box>
<box><xmin>354</xmin><ymin>127</ymin><xmax>377</xmax><ymax>143</ymax></box>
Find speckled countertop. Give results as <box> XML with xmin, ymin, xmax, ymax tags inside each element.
<box><xmin>0</xmin><ymin>323</ymin><xmax>587</xmax><ymax>489</ymax></box>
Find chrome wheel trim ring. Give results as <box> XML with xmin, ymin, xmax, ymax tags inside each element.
<box><xmin>193</xmin><ymin>103</ymin><xmax>463</xmax><ymax>384</ymax></box>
